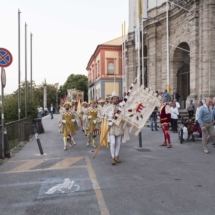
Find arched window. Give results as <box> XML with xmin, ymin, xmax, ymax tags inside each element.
<box><xmin>108</xmin><ymin>62</ymin><xmax>114</xmax><ymax>75</ymax></box>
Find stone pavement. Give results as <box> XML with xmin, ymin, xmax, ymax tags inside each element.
<box><xmin>0</xmin><ymin>115</ymin><xmax>215</xmax><ymax>215</ymax></box>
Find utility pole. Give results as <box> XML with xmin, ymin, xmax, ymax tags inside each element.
<box><xmin>30</xmin><ymin>32</ymin><xmax>33</xmax><ymax>99</ymax></box>
<box><xmin>18</xmin><ymin>9</ymin><xmax>21</xmax><ymax>120</ymax></box>
<box><xmin>25</xmin><ymin>23</ymin><xmax>27</xmax><ymax>118</ymax></box>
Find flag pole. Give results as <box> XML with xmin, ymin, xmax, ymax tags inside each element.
<box><xmin>18</xmin><ymin>9</ymin><xmax>21</xmax><ymax>120</ymax></box>
<box><xmin>166</xmin><ymin>1</ymin><xmax>170</xmax><ymax>93</ymax></box>
<box><xmin>122</xmin><ymin>23</ymin><xmax>124</xmax><ymax>96</ymax></box>
<box><xmin>25</xmin><ymin>23</ymin><xmax>28</xmax><ymax>118</ymax></box>
<box><xmin>124</xmin><ymin>21</ymin><xmax>127</xmax><ymax>92</ymax></box>
<box><xmin>93</xmin><ymin>126</ymin><xmax>111</xmax><ymax>159</ymax></box>
<box><xmin>30</xmin><ymin>32</ymin><xmax>33</xmax><ymax>99</ymax></box>
<box><xmin>142</xmin><ymin>21</ymin><xmax>144</xmax><ymax>86</ymax></box>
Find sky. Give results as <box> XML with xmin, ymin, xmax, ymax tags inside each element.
<box><xmin>0</xmin><ymin>0</ymin><xmax>128</xmax><ymax>94</ymax></box>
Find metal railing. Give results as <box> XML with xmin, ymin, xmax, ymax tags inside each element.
<box><xmin>0</xmin><ymin>117</ymin><xmax>34</xmax><ymax>155</ymax></box>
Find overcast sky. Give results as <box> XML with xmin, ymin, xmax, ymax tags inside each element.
<box><xmin>0</xmin><ymin>0</ymin><xmax>128</xmax><ymax>94</ymax></box>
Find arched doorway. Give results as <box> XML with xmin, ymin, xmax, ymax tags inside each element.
<box><xmin>173</xmin><ymin>42</ymin><xmax>190</xmax><ymax>108</ymax></box>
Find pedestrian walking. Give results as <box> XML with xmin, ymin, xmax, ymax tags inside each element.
<box><xmin>163</xmin><ymin>89</ymin><xmax>169</xmax><ymax>102</ymax></box>
<box><xmin>150</xmin><ymin>107</ymin><xmax>158</xmax><ymax>131</ymax></box>
<box><xmin>44</xmin><ymin>106</ymin><xmax>48</xmax><ymax>116</ymax></box>
<box><xmin>195</xmin><ymin>100</ymin><xmax>203</xmax><ymax>138</ymax></box>
<box><xmin>58</xmin><ymin>102</ymin><xmax>80</xmax><ymax>150</ymax></box>
<box><xmin>198</xmin><ymin>98</ymin><xmax>215</xmax><ymax>154</ymax></box>
<box><xmin>171</xmin><ymin>103</ymin><xmax>179</xmax><ymax>133</ymax></box>
<box><xmin>49</xmin><ymin>104</ymin><xmax>55</xmax><ymax>119</ymax></box>
<box><xmin>170</xmin><ymin>95</ymin><xmax>174</xmax><ymax>102</ymax></box>
<box><xmin>37</xmin><ymin>106</ymin><xmax>43</xmax><ymax>118</ymax></box>
<box><xmin>173</xmin><ymin>99</ymin><xmax>180</xmax><ymax>109</ymax></box>
<box><xmin>187</xmin><ymin>100</ymin><xmax>195</xmax><ymax>119</ymax></box>
<box><xmin>159</xmin><ymin>97</ymin><xmax>172</xmax><ymax>148</ymax></box>
<box><xmin>83</xmin><ymin>100</ymin><xmax>100</xmax><ymax>148</ymax></box>
<box><xmin>105</xmin><ymin>91</ymin><xmax>129</xmax><ymax>165</ymax></box>
<box><xmin>173</xmin><ymin>90</ymin><xmax>181</xmax><ymax>102</ymax></box>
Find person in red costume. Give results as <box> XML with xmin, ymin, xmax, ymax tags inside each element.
<box><xmin>159</xmin><ymin>97</ymin><xmax>172</xmax><ymax>148</ymax></box>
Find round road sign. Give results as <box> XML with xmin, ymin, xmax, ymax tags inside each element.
<box><xmin>0</xmin><ymin>48</ymin><xmax>13</xmax><ymax>68</ymax></box>
<box><xmin>1</xmin><ymin>68</ymin><xmax>6</xmax><ymax>88</ymax></box>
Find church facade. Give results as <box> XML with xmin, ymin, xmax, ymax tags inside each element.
<box><xmin>126</xmin><ymin>0</ymin><xmax>215</xmax><ymax>108</ymax></box>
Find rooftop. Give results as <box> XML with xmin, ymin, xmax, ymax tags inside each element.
<box><xmin>102</xmin><ymin>35</ymin><xmax>127</xmax><ymax>46</ymax></box>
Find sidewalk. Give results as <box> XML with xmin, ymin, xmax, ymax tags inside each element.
<box><xmin>0</xmin><ymin>114</ymin><xmax>215</xmax><ymax>215</ymax></box>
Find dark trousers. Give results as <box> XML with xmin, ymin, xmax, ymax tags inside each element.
<box><xmin>50</xmin><ymin>111</ymin><xmax>53</xmax><ymax>119</ymax></box>
<box><xmin>171</xmin><ymin>118</ymin><xmax>178</xmax><ymax>132</ymax></box>
<box><xmin>196</xmin><ymin>120</ymin><xmax>202</xmax><ymax>138</ymax></box>
<box><xmin>188</xmin><ymin>110</ymin><xmax>194</xmax><ymax>119</ymax></box>
<box><xmin>150</xmin><ymin>116</ymin><xmax>157</xmax><ymax>130</ymax></box>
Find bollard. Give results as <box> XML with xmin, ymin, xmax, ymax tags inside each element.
<box><xmin>33</xmin><ymin>125</ymin><xmax>44</xmax><ymax>155</ymax></box>
<box><xmin>138</xmin><ymin>131</ymin><xmax>142</xmax><ymax>148</ymax></box>
<box><xmin>33</xmin><ymin>118</ymin><xmax>45</xmax><ymax>134</ymax></box>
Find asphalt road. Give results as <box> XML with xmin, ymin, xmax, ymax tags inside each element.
<box><xmin>0</xmin><ymin>114</ymin><xmax>215</xmax><ymax>215</ymax></box>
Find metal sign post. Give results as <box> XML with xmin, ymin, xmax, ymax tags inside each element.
<box><xmin>0</xmin><ymin>48</ymin><xmax>12</xmax><ymax>159</ymax></box>
<box><xmin>1</xmin><ymin>67</ymin><xmax>4</xmax><ymax>158</ymax></box>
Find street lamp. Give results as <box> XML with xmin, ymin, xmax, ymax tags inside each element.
<box><xmin>54</xmin><ymin>83</ymin><xmax>59</xmax><ymax>113</ymax></box>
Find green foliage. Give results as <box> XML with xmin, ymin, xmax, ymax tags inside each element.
<box><xmin>1</xmin><ymin>94</ymin><xmax>37</xmax><ymax>124</ymax></box>
<box><xmin>59</xmin><ymin>74</ymin><xmax>88</xmax><ymax>101</ymax></box>
<box><xmin>1</xmin><ymin>80</ymin><xmax>58</xmax><ymax>123</ymax></box>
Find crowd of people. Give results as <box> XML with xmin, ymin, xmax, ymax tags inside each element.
<box><xmin>153</xmin><ymin>89</ymin><xmax>215</xmax><ymax>154</ymax></box>
<box><xmin>37</xmin><ymin>104</ymin><xmax>55</xmax><ymax>119</ymax></box>
<box><xmin>55</xmin><ymin>88</ymin><xmax>215</xmax><ymax>165</ymax></box>
<box><xmin>58</xmin><ymin>92</ymin><xmax>129</xmax><ymax>165</ymax></box>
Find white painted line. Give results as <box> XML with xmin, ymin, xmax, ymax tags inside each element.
<box><xmin>34</xmin><ymin>153</ymin><xmax>47</xmax><ymax>156</ymax></box>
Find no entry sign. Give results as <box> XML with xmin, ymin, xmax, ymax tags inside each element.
<box><xmin>0</xmin><ymin>48</ymin><xmax>13</xmax><ymax>68</ymax></box>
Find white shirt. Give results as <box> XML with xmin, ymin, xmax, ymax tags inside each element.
<box><xmin>175</xmin><ymin>102</ymin><xmax>180</xmax><ymax>109</ymax></box>
<box><xmin>195</xmin><ymin>107</ymin><xmax>200</xmax><ymax>121</ymax></box>
<box><xmin>171</xmin><ymin>107</ymin><xmax>179</xmax><ymax>119</ymax></box>
<box><xmin>50</xmin><ymin>106</ymin><xmax>53</xmax><ymax>111</ymax></box>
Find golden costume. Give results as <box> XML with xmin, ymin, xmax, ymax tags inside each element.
<box><xmin>58</xmin><ymin>102</ymin><xmax>81</xmax><ymax>150</ymax></box>
<box><xmin>83</xmin><ymin>101</ymin><xmax>100</xmax><ymax>147</ymax></box>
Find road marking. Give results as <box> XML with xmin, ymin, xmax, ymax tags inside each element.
<box><xmin>85</xmin><ymin>156</ymin><xmax>110</xmax><ymax>215</ymax></box>
<box><xmin>6</xmin><ymin>159</ymin><xmax>45</xmax><ymax>173</ymax></box>
<box><xmin>45</xmin><ymin>178</ymin><xmax>80</xmax><ymax>194</ymax></box>
<box><xmin>48</xmin><ymin>157</ymin><xmax>84</xmax><ymax>169</ymax></box>
<box><xmin>8</xmin><ymin>158</ymin><xmax>60</xmax><ymax>162</ymax></box>
<box><xmin>1</xmin><ymin>166</ymin><xmax>87</xmax><ymax>174</ymax></box>
<box><xmin>0</xmin><ymin>157</ymin><xmax>85</xmax><ymax>174</ymax></box>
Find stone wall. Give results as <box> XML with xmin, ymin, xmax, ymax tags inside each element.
<box><xmin>125</xmin><ymin>0</ymin><xmax>215</xmax><ymax>105</ymax></box>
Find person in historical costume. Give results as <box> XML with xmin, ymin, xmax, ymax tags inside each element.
<box><xmin>105</xmin><ymin>92</ymin><xmax>129</xmax><ymax>165</ymax></box>
<box><xmin>98</xmin><ymin>99</ymin><xmax>107</xmax><ymax>119</ymax></box>
<box><xmin>79</xmin><ymin>101</ymin><xmax>88</xmax><ymax>135</ymax></box>
<box><xmin>58</xmin><ymin>102</ymin><xmax>81</xmax><ymax>150</ymax></box>
<box><xmin>159</xmin><ymin>97</ymin><xmax>172</xmax><ymax>148</ymax></box>
<box><xmin>84</xmin><ymin>100</ymin><xmax>100</xmax><ymax>148</ymax></box>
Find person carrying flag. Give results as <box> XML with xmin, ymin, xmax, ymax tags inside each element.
<box><xmin>106</xmin><ymin>92</ymin><xmax>129</xmax><ymax>165</ymax></box>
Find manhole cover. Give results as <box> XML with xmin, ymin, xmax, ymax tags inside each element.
<box><xmin>135</xmin><ymin>148</ymin><xmax>151</xmax><ymax>152</ymax></box>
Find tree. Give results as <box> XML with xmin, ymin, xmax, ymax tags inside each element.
<box><xmin>1</xmin><ymin>80</ymin><xmax>59</xmax><ymax>123</ymax></box>
<box><xmin>59</xmin><ymin>74</ymin><xmax>88</xmax><ymax>101</ymax></box>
